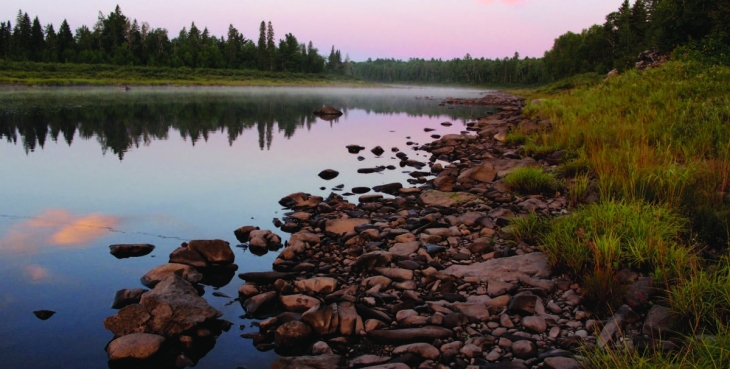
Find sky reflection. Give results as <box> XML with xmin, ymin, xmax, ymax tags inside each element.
<box><xmin>0</xmin><ymin>209</ymin><xmax>120</xmax><ymax>255</ymax></box>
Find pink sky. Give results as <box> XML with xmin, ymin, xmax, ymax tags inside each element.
<box><xmin>2</xmin><ymin>0</ymin><xmax>622</xmax><ymax>61</ymax></box>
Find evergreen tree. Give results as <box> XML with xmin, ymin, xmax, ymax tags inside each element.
<box><xmin>266</xmin><ymin>21</ymin><xmax>275</xmax><ymax>70</ymax></box>
<box><xmin>13</xmin><ymin>11</ymin><xmax>32</xmax><ymax>60</ymax></box>
<box><xmin>0</xmin><ymin>21</ymin><xmax>11</xmax><ymax>58</ymax></box>
<box><xmin>257</xmin><ymin>20</ymin><xmax>266</xmax><ymax>70</ymax></box>
<box><xmin>57</xmin><ymin>19</ymin><xmax>75</xmax><ymax>62</ymax></box>
<box><xmin>29</xmin><ymin>16</ymin><xmax>44</xmax><ymax>62</ymax></box>
<box><xmin>44</xmin><ymin>23</ymin><xmax>57</xmax><ymax>62</ymax></box>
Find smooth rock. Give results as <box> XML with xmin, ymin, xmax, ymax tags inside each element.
<box><xmin>367</xmin><ymin>326</ymin><xmax>453</xmax><ymax>343</ymax></box>
<box><xmin>418</xmin><ymin>190</ymin><xmax>478</xmax><ymax>207</ymax></box>
<box><xmin>544</xmin><ymin>357</ymin><xmax>580</xmax><ymax>369</ymax></box>
<box><xmin>281</xmin><ymin>294</ymin><xmax>321</xmax><ymax>312</ymax></box>
<box><xmin>325</xmin><ymin>218</ymin><xmax>370</xmax><ymax>237</ymax></box>
<box><xmin>140</xmin><ymin>263</ymin><xmax>202</xmax><ymax>288</ymax></box>
<box><xmin>511</xmin><ymin>340</ymin><xmax>537</xmax><ymax>359</ymax></box>
<box><xmin>111</xmin><ymin>288</ymin><xmax>147</xmax><ymax>309</ymax></box>
<box><xmin>187</xmin><ymin>239</ymin><xmax>234</xmax><ymax>265</ymax></box>
<box><xmin>392</xmin><ymin>342</ymin><xmax>440</xmax><ymax>360</ymax></box>
<box><xmin>295</xmin><ymin>277</ymin><xmax>338</xmax><ymax>294</ymax></box>
<box><xmin>318</xmin><ymin>169</ymin><xmax>340</xmax><ymax>180</ymax></box>
<box><xmin>106</xmin><ymin>333</ymin><xmax>165</xmax><ymax>360</ymax></box>
<box><xmin>109</xmin><ymin>244</ymin><xmax>155</xmax><ymax>259</ymax></box>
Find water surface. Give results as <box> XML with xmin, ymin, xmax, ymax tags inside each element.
<box><xmin>0</xmin><ymin>85</ymin><xmax>492</xmax><ymax>369</ymax></box>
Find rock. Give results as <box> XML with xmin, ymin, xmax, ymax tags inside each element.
<box><xmin>243</xmin><ymin>291</ymin><xmax>277</xmax><ymax>315</ymax></box>
<box><xmin>457</xmin><ymin>162</ymin><xmax>497</xmax><ymax>184</ymax></box>
<box><xmin>295</xmin><ymin>277</ymin><xmax>338</xmax><ymax>294</ymax></box>
<box><xmin>106</xmin><ymin>333</ymin><xmax>165</xmax><ymax>360</ymax></box>
<box><xmin>271</xmin><ymin>354</ymin><xmax>342</xmax><ymax>369</ymax></box>
<box><xmin>238</xmin><ymin>271</ymin><xmax>293</xmax><ymax>283</ymax></box>
<box><xmin>281</xmin><ymin>294</ymin><xmax>321</xmax><ymax>312</ymax></box>
<box><xmin>371</xmin><ymin>146</ymin><xmax>385</xmax><ymax>156</ymax></box>
<box><xmin>353</xmin><ymin>187</ymin><xmax>371</xmax><ymax>194</ymax></box>
<box><xmin>367</xmin><ymin>326</ymin><xmax>453</xmax><ymax>343</ymax></box>
<box><xmin>233</xmin><ymin>225</ymin><xmax>260</xmax><ymax>243</ymax></box>
<box><xmin>325</xmin><ymin>218</ymin><xmax>370</xmax><ymax>237</ymax></box>
<box><xmin>374</xmin><ymin>267</ymin><xmax>414</xmax><ymax>281</ymax></box>
<box><xmin>544</xmin><ymin>357</ymin><xmax>580</xmax><ymax>369</ymax></box>
<box><xmin>460</xmin><ymin>343</ymin><xmax>482</xmax><ymax>358</ymax></box>
<box><xmin>318</xmin><ymin>169</ymin><xmax>340</xmax><ymax>180</ymax></box>
<box><xmin>373</xmin><ymin>182</ymin><xmax>403</xmax><ymax>194</ymax></box>
<box><xmin>311</xmin><ymin>341</ymin><xmax>334</xmax><ymax>355</ymax></box>
<box><xmin>140</xmin><ymin>263</ymin><xmax>203</xmax><ymax>288</ymax></box>
<box><xmin>511</xmin><ymin>340</ymin><xmax>537</xmax><ymax>359</ymax></box>
<box><xmin>109</xmin><ymin>244</ymin><xmax>155</xmax><ymax>259</ymax></box>
<box><xmin>314</xmin><ymin>106</ymin><xmax>343</xmax><ymax>116</ymax></box>
<box><xmin>451</xmin><ymin>303</ymin><xmax>490</xmax><ymax>322</ymax></box>
<box><xmin>361</xmin><ymin>364</ymin><xmax>410</xmax><ymax>369</ymax></box>
<box><xmin>111</xmin><ymin>288</ymin><xmax>147</xmax><ymax>309</ymax></box>
<box><xmin>279</xmin><ymin>192</ymin><xmax>323</xmax><ymax>210</ymax></box>
<box><xmin>104</xmin><ymin>275</ymin><xmax>222</xmax><ymax>337</ymax></box>
<box><xmin>522</xmin><ymin>316</ymin><xmax>547</xmax><ymax>333</ymax></box>
<box><xmin>187</xmin><ymin>239</ymin><xmax>234</xmax><ymax>265</ymax></box>
<box><xmin>508</xmin><ymin>295</ymin><xmax>537</xmax><ymax>316</ymax></box>
<box><xmin>392</xmin><ymin>343</ymin><xmax>440</xmax><ymax>360</ymax></box>
<box><xmin>347</xmin><ymin>145</ymin><xmax>366</xmax><ymax>153</ymax></box>
<box><xmin>606</xmin><ymin>69</ymin><xmax>618</xmax><ymax>79</ymax></box>
<box><xmin>350</xmin><ymin>355</ymin><xmax>391</xmax><ymax>367</ymax></box>
<box><xmin>418</xmin><ymin>190</ymin><xmax>478</xmax><ymax>207</ymax></box>
<box><xmin>275</xmin><ymin>320</ymin><xmax>312</xmax><ymax>348</ymax></box>
<box><xmin>32</xmin><ymin>310</ymin><xmax>55</xmax><ymax>320</ymax></box>
<box><xmin>443</xmin><ymin>313</ymin><xmax>469</xmax><ymax>328</ymax></box>
<box><xmin>338</xmin><ymin>302</ymin><xmax>360</xmax><ymax>336</ymax></box>
<box><xmin>626</xmin><ymin>277</ymin><xmax>654</xmax><ymax>308</ymax></box>
<box><xmin>598</xmin><ymin>304</ymin><xmax>640</xmax><ymax>348</ymax></box>
<box><xmin>642</xmin><ymin>305</ymin><xmax>673</xmax><ymax>338</ymax></box>
<box><xmin>302</xmin><ymin>303</ymin><xmax>339</xmax><ymax>335</ymax></box>
<box><xmin>443</xmin><ymin>253</ymin><xmax>551</xmax><ymax>286</ymax></box>
<box><xmin>354</xmin><ymin>251</ymin><xmax>395</xmax><ymax>270</ymax></box>
<box><xmin>389</xmin><ymin>241</ymin><xmax>420</xmax><ymax>257</ymax></box>
<box><xmin>169</xmin><ymin>246</ymin><xmax>208</xmax><ymax>268</ymax></box>
<box><xmin>365</xmin><ymin>319</ymin><xmax>388</xmax><ymax>332</ymax></box>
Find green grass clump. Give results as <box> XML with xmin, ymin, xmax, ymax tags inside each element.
<box><xmin>510</xmin><ymin>212</ymin><xmax>550</xmax><ymax>244</ymax></box>
<box><xmin>504</xmin><ymin>167</ymin><xmax>562</xmax><ymax>195</ymax></box>
<box><xmin>504</xmin><ymin>132</ymin><xmax>527</xmax><ymax>145</ymax></box>
<box><xmin>669</xmin><ymin>259</ymin><xmax>730</xmax><ymax>331</ymax></box>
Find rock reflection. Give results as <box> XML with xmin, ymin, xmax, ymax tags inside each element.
<box><xmin>0</xmin><ymin>209</ymin><xmax>120</xmax><ymax>255</ymax></box>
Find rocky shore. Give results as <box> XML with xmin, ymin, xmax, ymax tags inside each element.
<box><xmin>102</xmin><ymin>93</ymin><xmax>669</xmax><ymax>369</ymax></box>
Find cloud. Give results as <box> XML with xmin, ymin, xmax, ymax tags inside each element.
<box><xmin>24</xmin><ymin>264</ymin><xmax>50</xmax><ymax>282</ymax></box>
<box><xmin>0</xmin><ymin>209</ymin><xmax>120</xmax><ymax>254</ymax></box>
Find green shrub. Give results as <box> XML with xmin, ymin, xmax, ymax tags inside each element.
<box><xmin>504</xmin><ymin>167</ymin><xmax>562</xmax><ymax>195</ymax></box>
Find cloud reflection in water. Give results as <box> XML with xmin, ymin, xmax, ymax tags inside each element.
<box><xmin>0</xmin><ymin>209</ymin><xmax>120</xmax><ymax>254</ymax></box>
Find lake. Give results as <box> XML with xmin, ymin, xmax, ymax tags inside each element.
<box><xmin>0</xmin><ymin>85</ymin><xmax>492</xmax><ymax>369</ymax></box>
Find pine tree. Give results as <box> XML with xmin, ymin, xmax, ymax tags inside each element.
<box><xmin>266</xmin><ymin>21</ymin><xmax>275</xmax><ymax>71</ymax></box>
<box><xmin>44</xmin><ymin>23</ymin><xmax>57</xmax><ymax>62</ymax></box>
<box><xmin>57</xmin><ymin>19</ymin><xmax>75</xmax><ymax>62</ymax></box>
<box><xmin>30</xmin><ymin>16</ymin><xmax>45</xmax><ymax>62</ymax></box>
<box><xmin>0</xmin><ymin>22</ymin><xmax>11</xmax><ymax>58</ymax></box>
<box><xmin>257</xmin><ymin>21</ymin><xmax>266</xmax><ymax>70</ymax></box>
<box><xmin>13</xmin><ymin>11</ymin><xmax>32</xmax><ymax>59</ymax></box>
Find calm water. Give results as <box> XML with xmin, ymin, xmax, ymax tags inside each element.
<box><xmin>0</xmin><ymin>85</ymin><xmax>491</xmax><ymax>369</ymax></box>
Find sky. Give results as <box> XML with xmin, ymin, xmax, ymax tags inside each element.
<box><xmin>1</xmin><ymin>0</ymin><xmax>622</xmax><ymax>61</ymax></box>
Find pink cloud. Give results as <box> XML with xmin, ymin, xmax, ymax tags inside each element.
<box><xmin>476</xmin><ymin>0</ymin><xmax>527</xmax><ymax>5</ymax></box>
<box><xmin>24</xmin><ymin>264</ymin><xmax>50</xmax><ymax>282</ymax></box>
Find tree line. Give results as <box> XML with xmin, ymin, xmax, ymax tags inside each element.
<box><xmin>351</xmin><ymin>0</ymin><xmax>730</xmax><ymax>84</ymax></box>
<box><xmin>0</xmin><ymin>5</ymin><xmax>349</xmax><ymax>74</ymax></box>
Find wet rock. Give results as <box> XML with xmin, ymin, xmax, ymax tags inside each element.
<box><xmin>295</xmin><ymin>277</ymin><xmax>338</xmax><ymax>294</ymax></box>
<box><xmin>104</xmin><ymin>275</ymin><xmax>222</xmax><ymax>337</ymax></box>
<box><xmin>318</xmin><ymin>169</ymin><xmax>340</xmax><ymax>180</ymax></box>
<box><xmin>347</xmin><ymin>145</ymin><xmax>366</xmax><ymax>154</ymax></box>
<box><xmin>367</xmin><ymin>326</ymin><xmax>452</xmax><ymax>343</ymax></box>
<box><xmin>281</xmin><ymin>294</ymin><xmax>321</xmax><ymax>312</ymax></box>
<box><xmin>508</xmin><ymin>295</ymin><xmax>538</xmax><ymax>316</ymax></box>
<box><xmin>169</xmin><ymin>246</ymin><xmax>208</xmax><ymax>268</ymax></box>
<box><xmin>234</xmin><ymin>225</ymin><xmax>260</xmax><ymax>243</ymax></box>
<box><xmin>243</xmin><ymin>291</ymin><xmax>277</xmax><ymax>315</ymax></box>
<box><xmin>392</xmin><ymin>342</ymin><xmax>440</xmax><ymax>360</ymax></box>
<box><xmin>544</xmin><ymin>357</ymin><xmax>581</xmax><ymax>369</ymax></box>
<box><xmin>371</xmin><ymin>146</ymin><xmax>385</xmax><ymax>156</ymax></box>
<box><xmin>32</xmin><ymin>310</ymin><xmax>55</xmax><ymax>320</ymax></box>
<box><xmin>274</xmin><ymin>320</ymin><xmax>313</xmax><ymax>348</ymax></box>
<box><xmin>140</xmin><ymin>263</ymin><xmax>203</xmax><ymax>288</ymax></box>
<box><xmin>314</xmin><ymin>106</ymin><xmax>343</xmax><ymax>116</ymax></box>
<box><xmin>418</xmin><ymin>190</ymin><xmax>478</xmax><ymax>207</ymax></box>
<box><xmin>106</xmin><ymin>333</ymin><xmax>165</xmax><ymax>361</ymax></box>
<box><xmin>350</xmin><ymin>355</ymin><xmax>391</xmax><ymax>367</ymax></box>
<box><xmin>425</xmin><ymin>244</ymin><xmax>446</xmax><ymax>255</ymax></box>
<box><xmin>311</xmin><ymin>341</ymin><xmax>333</xmax><ymax>355</ymax></box>
<box><xmin>239</xmin><ymin>271</ymin><xmax>293</xmax><ymax>283</ymax></box>
<box><xmin>626</xmin><ymin>277</ymin><xmax>654</xmax><ymax>309</ymax></box>
<box><xmin>109</xmin><ymin>244</ymin><xmax>155</xmax><ymax>259</ymax></box>
<box><xmin>373</xmin><ymin>182</ymin><xmax>403</xmax><ymax>194</ymax></box>
<box><xmin>325</xmin><ymin>218</ymin><xmax>370</xmax><ymax>237</ymax></box>
<box><xmin>111</xmin><ymin>288</ymin><xmax>148</xmax><ymax>309</ymax></box>
<box><xmin>512</xmin><ymin>340</ymin><xmax>537</xmax><ymax>359</ymax></box>
<box><xmin>353</xmin><ymin>187</ymin><xmax>371</xmax><ymax>194</ymax></box>
<box><xmin>279</xmin><ymin>192</ymin><xmax>323</xmax><ymax>210</ymax></box>
<box><xmin>187</xmin><ymin>239</ymin><xmax>234</xmax><ymax>265</ymax></box>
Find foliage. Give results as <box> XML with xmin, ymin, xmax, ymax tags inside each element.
<box><xmin>0</xmin><ymin>6</ymin><xmax>341</xmax><ymax>74</ymax></box>
<box><xmin>504</xmin><ymin>167</ymin><xmax>561</xmax><ymax>195</ymax></box>
<box><xmin>669</xmin><ymin>259</ymin><xmax>730</xmax><ymax>331</ymax></box>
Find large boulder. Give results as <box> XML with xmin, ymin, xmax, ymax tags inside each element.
<box><xmin>187</xmin><ymin>239</ymin><xmax>234</xmax><ymax>265</ymax></box>
<box><xmin>279</xmin><ymin>192</ymin><xmax>323</xmax><ymax>210</ymax></box>
<box><xmin>106</xmin><ymin>333</ymin><xmax>165</xmax><ymax>361</ymax></box>
<box><xmin>168</xmin><ymin>246</ymin><xmax>207</xmax><ymax>268</ymax></box>
<box><xmin>140</xmin><ymin>263</ymin><xmax>203</xmax><ymax>288</ymax></box>
<box><xmin>302</xmin><ymin>303</ymin><xmax>339</xmax><ymax>336</ymax></box>
<box><xmin>104</xmin><ymin>275</ymin><xmax>222</xmax><ymax>337</ymax></box>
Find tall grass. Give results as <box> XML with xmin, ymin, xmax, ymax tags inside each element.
<box><xmin>504</xmin><ymin>167</ymin><xmax>562</xmax><ymax>195</ymax></box>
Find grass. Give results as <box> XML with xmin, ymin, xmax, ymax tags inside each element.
<box><xmin>504</xmin><ymin>167</ymin><xmax>562</xmax><ymax>195</ymax></box>
<box><xmin>0</xmin><ymin>60</ymin><xmax>370</xmax><ymax>87</ymax></box>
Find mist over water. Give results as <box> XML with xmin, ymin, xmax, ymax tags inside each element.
<box><xmin>0</xmin><ymin>85</ymin><xmax>492</xmax><ymax>369</ymax></box>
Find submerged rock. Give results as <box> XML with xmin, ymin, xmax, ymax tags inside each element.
<box><xmin>32</xmin><ymin>310</ymin><xmax>55</xmax><ymax>320</ymax></box>
<box><xmin>109</xmin><ymin>244</ymin><xmax>155</xmax><ymax>259</ymax></box>
<box><xmin>318</xmin><ymin>169</ymin><xmax>340</xmax><ymax>180</ymax></box>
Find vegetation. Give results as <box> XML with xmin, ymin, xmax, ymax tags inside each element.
<box><xmin>0</xmin><ymin>6</ymin><xmax>350</xmax><ymax>76</ymax></box>
<box><xmin>504</xmin><ymin>167</ymin><xmax>561</xmax><ymax>196</ymax></box>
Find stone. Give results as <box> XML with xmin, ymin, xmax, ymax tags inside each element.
<box><xmin>275</xmin><ymin>320</ymin><xmax>312</xmax><ymax>348</ymax></box>
<box><xmin>233</xmin><ymin>225</ymin><xmax>260</xmax><ymax>242</ymax></box>
<box><xmin>239</xmin><ymin>271</ymin><xmax>294</xmax><ymax>283</ymax></box>
<box><xmin>302</xmin><ymin>303</ymin><xmax>339</xmax><ymax>336</ymax></box>
<box><xmin>111</xmin><ymin>288</ymin><xmax>147</xmax><ymax>309</ymax></box>
<box><xmin>598</xmin><ymin>304</ymin><xmax>640</xmax><ymax>348</ymax></box>
<box><xmin>338</xmin><ymin>302</ymin><xmax>360</xmax><ymax>336</ymax></box>
<box><xmin>243</xmin><ymin>291</ymin><xmax>277</xmax><ymax>315</ymax></box>
<box><xmin>367</xmin><ymin>326</ymin><xmax>453</xmax><ymax>343</ymax></box>
<box><xmin>350</xmin><ymin>355</ymin><xmax>391</xmax><ymax>367</ymax></box>
<box><xmin>371</xmin><ymin>146</ymin><xmax>385</xmax><ymax>156</ymax></box>
<box><xmin>271</xmin><ymin>354</ymin><xmax>341</xmax><ymax>369</ymax></box>
<box><xmin>544</xmin><ymin>357</ymin><xmax>580</xmax><ymax>369</ymax></box>
<box><xmin>442</xmin><ymin>253</ymin><xmax>551</xmax><ymax>285</ymax></box>
<box><xmin>451</xmin><ymin>303</ymin><xmax>490</xmax><ymax>322</ymax></box>
<box><xmin>642</xmin><ymin>305</ymin><xmax>674</xmax><ymax>338</ymax></box>
<box><xmin>32</xmin><ymin>310</ymin><xmax>55</xmax><ymax>320</ymax></box>
<box><xmin>325</xmin><ymin>218</ymin><xmax>370</xmax><ymax>237</ymax></box>
<box><xmin>389</xmin><ymin>241</ymin><xmax>420</xmax><ymax>257</ymax></box>
<box><xmin>460</xmin><ymin>343</ymin><xmax>482</xmax><ymax>358</ymax></box>
<box><xmin>508</xmin><ymin>295</ymin><xmax>538</xmax><ymax>316</ymax></box>
<box><xmin>318</xmin><ymin>169</ymin><xmax>340</xmax><ymax>180</ymax></box>
<box><xmin>626</xmin><ymin>277</ymin><xmax>654</xmax><ymax>309</ymax></box>
<box><xmin>361</xmin><ymin>364</ymin><xmax>410</xmax><ymax>369</ymax></box>
<box><xmin>169</xmin><ymin>246</ymin><xmax>207</xmax><ymax>268</ymax></box>
<box><xmin>373</xmin><ymin>182</ymin><xmax>403</xmax><ymax>194</ymax></box>
<box><xmin>418</xmin><ymin>190</ymin><xmax>478</xmax><ymax>207</ymax></box>
<box><xmin>375</xmin><ymin>267</ymin><xmax>414</xmax><ymax>281</ymax></box>
<box><xmin>511</xmin><ymin>340</ymin><xmax>537</xmax><ymax>359</ymax></box>
<box><xmin>104</xmin><ymin>275</ymin><xmax>222</xmax><ymax>337</ymax></box>
<box><xmin>279</xmin><ymin>192</ymin><xmax>323</xmax><ymax>210</ymax></box>
<box><xmin>392</xmin><ymin>343</ymin><xmax>440</xmax><ymax>360</ymax></box>
<box><xmin>106</xmin><ymin>333</ymin><xmax>165</xmax><ymax>360</ymax></box>
<box><xmin>312</xmin><ymin>341</ymin><xmax>334</xmax><ymax>355</ymax></box>
<box><xmin>295</xmin><ymin>277</ymin><xmax>338</xmax><ymax>294</ymax></box>
<box><xmin>140</xmin><ymin>263</ymin><xmax>202</xmax><ymax>288</ymax></box>
<box><xmin>109</xmin><ymin>244</ymin><xmax>155</xmax><ymax>259</ymax></box>
<box><xmin>281</xmin><ymin>294</ymin><xmax>321</xmax><ymax>312</ymax></box>
<box><xmin>314</xmin><ymin>106</ymin><xmax>343</xmax><ymax>116</ymax></box>
<box><xmin>522</xmin><ymin>316</ymin><xmax>547</xmax><ymax>333</ymax></box>
<box><xmin>187</xmin><ymin>239</ymin><xmax>234</xmax><ymax>265</ymax></box>
<box><xmin>365</xmin><ymin>319</ymin><xmax>388</xmax><ymax>332</ymax></box>
<box><xmin>457</xmin><ymin>162</ymin><xmax>497</xmax><ymax>184</ymax></box>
